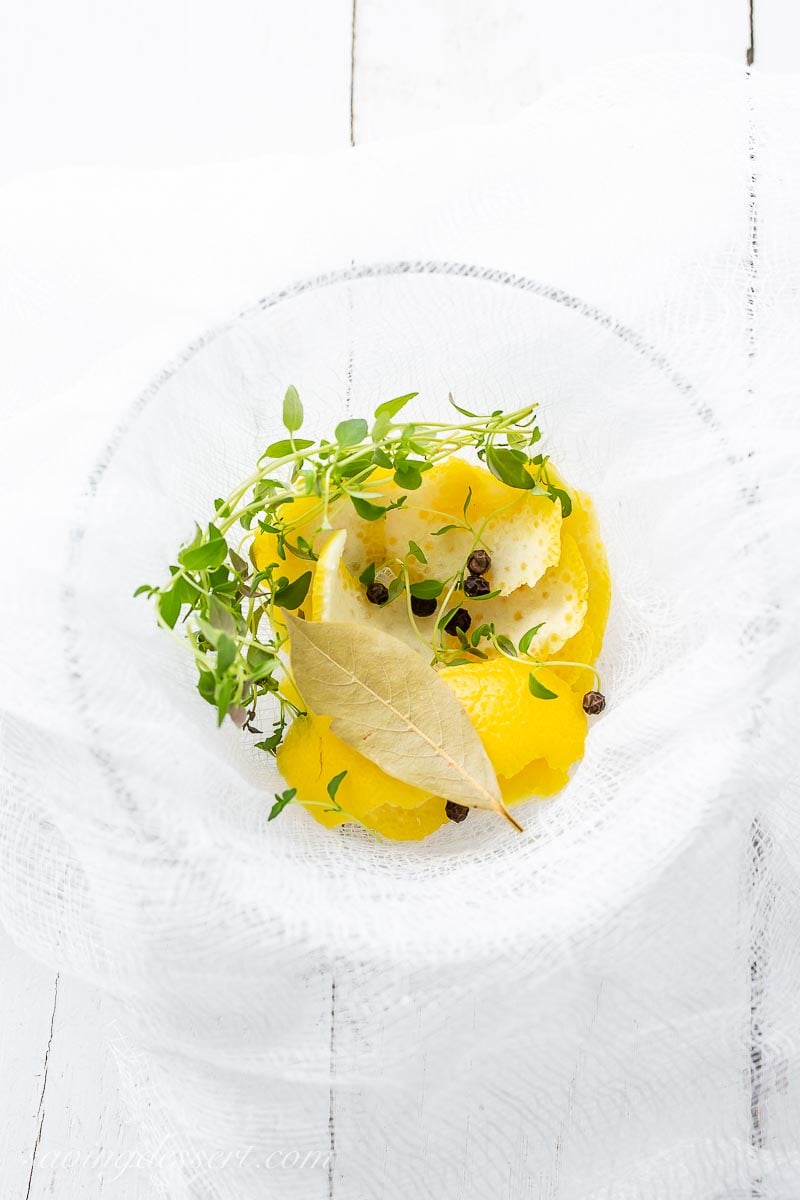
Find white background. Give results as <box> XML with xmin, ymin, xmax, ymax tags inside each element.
<box><xmin>0</xmin><ymin>3</ymin><xmax>795</xmax><ymax>1196</ymax></box>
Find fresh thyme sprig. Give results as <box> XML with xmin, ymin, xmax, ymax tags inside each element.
<box><xmin>137</xmin><ymin>387</ymin><xmax>566</xmax><ymax>753</ymax></box>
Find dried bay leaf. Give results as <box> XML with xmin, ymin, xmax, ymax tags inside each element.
<box><xmin>283</xmin><ymin>613</ymin><xmax>523</xmax><ymax>832</ymax></box>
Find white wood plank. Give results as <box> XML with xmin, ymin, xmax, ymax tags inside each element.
<box><xmin>754</xmin><ymin>1</ymin><xmax>800</xmax><ymax>71</ymax></box>
<box><xmin>28</xmin><ymin>981</ymin><xmax>159</xmax><ymax>1198</ymax></box>
<box><xmin>0</xmin><ymin>927</ymin><xmax>157</xmax><ymax>1199</ymax></box>
<box><xmin>0</xmin><ymin>0</ymin><xmax>354</xmax><ymax>183</ymax></box>
<box><xmin>353</xmin><ymin>0</ymin><xmax>748</xmax><ymax>142</ymax></box>
<box><xmin>0</xmin><ymin>928</ymin><xmax>61</xmax><ymax>1198</ymax></box>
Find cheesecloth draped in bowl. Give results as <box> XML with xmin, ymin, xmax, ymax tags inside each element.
<box><xmin>1</xmin><ymin>58</ymin><xmax>799</xmax><ymax>1199</ymax></box>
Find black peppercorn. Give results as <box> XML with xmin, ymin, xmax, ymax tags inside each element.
<box><xmin>463</xmin><ymin>574</ymin><xmax>491</xmax><ymax>598</ymax></box>
<box><xmin>444</xmin><ymin>607</ymin><xmax>471</xmax><ymax>636</ymax></box>
<box><xmin>582</xmin><ymin>690</ymin><xmax>606</xmax><ymax>715</ymax></box>
<box><xmin>366</xmin><ymin>581</ymin><xmax>389</xmax><ymax>606</ymax></box>
<box><xmin>445</xmin><ymin>800</ymin><xmax>470</xmax><ymax>823</ymax></box>
<box><xmin>466</xmin><ymin>549</ymin><xmax>491</xmax><ymax>576</ymax></box>
<box><xmin>410</xmin><ymin>594</ymin><xmax>437</xmax><ymax>618</ymax></box>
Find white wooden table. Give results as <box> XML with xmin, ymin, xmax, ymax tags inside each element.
<box><xmin>0</xmin><ymin>2</ymin><xmax>795</xmax><ymax>1196</ymax></box>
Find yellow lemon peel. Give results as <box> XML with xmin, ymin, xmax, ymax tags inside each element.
<box><xmin>557</xmin><ymin>493</ymin><xmax>611</xmax><ymax>669</ymax></box>
<box><xmin>475</xmin><ymin>533</ymin><xmax>590</xmax><ymax>659</ymax></box>
<box><xmin>499</xmin><ymin>757</ymin><xmax>570</xmax><ymax>803</ymax></box>
<box><xmin>312</xmin><ymin>528</ymin><xmax>437</xmax><ymax>653</ymax></box>
<box><xmin>251</xmin><ymin>495</ymin><xmax>321</xmax><ymax>587</ymax></box>
<box><xmin>277</xmin><ymin>712</ymin><xmax>448</xmax><ymax>838</ymax></box>
<box><xmin>326</xmin><ymin>471</ymin><xmax>399</xmax><ymax>576</ymax></box>
<box><xmin>384</xmin><ymin>458</ymin><xmax>562</xmax><ymax>595</ymax></box>
<box><xmin>277</xmin><ymin>656</ymin><xmax>586</xmax><ymax>840</ymax></box>
<box><xmin>262</xmin><ymin>459</ymin><xmax>604</xmax><ymax>840</ymax></box>
<box><xmin>439</xmin><ymin>658</ymin><xmax>587</xmax><ymax>779</ymax></box>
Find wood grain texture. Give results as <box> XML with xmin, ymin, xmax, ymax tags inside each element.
<box><xmin>0</xmin><ymin>936</ymin><xmax>58</xmax><ymax>1198</ymax></box>
<box><xmin>0</xmin><ymin>928</ymin><xmax>155</xmax><ymax>1198</ymax></box>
